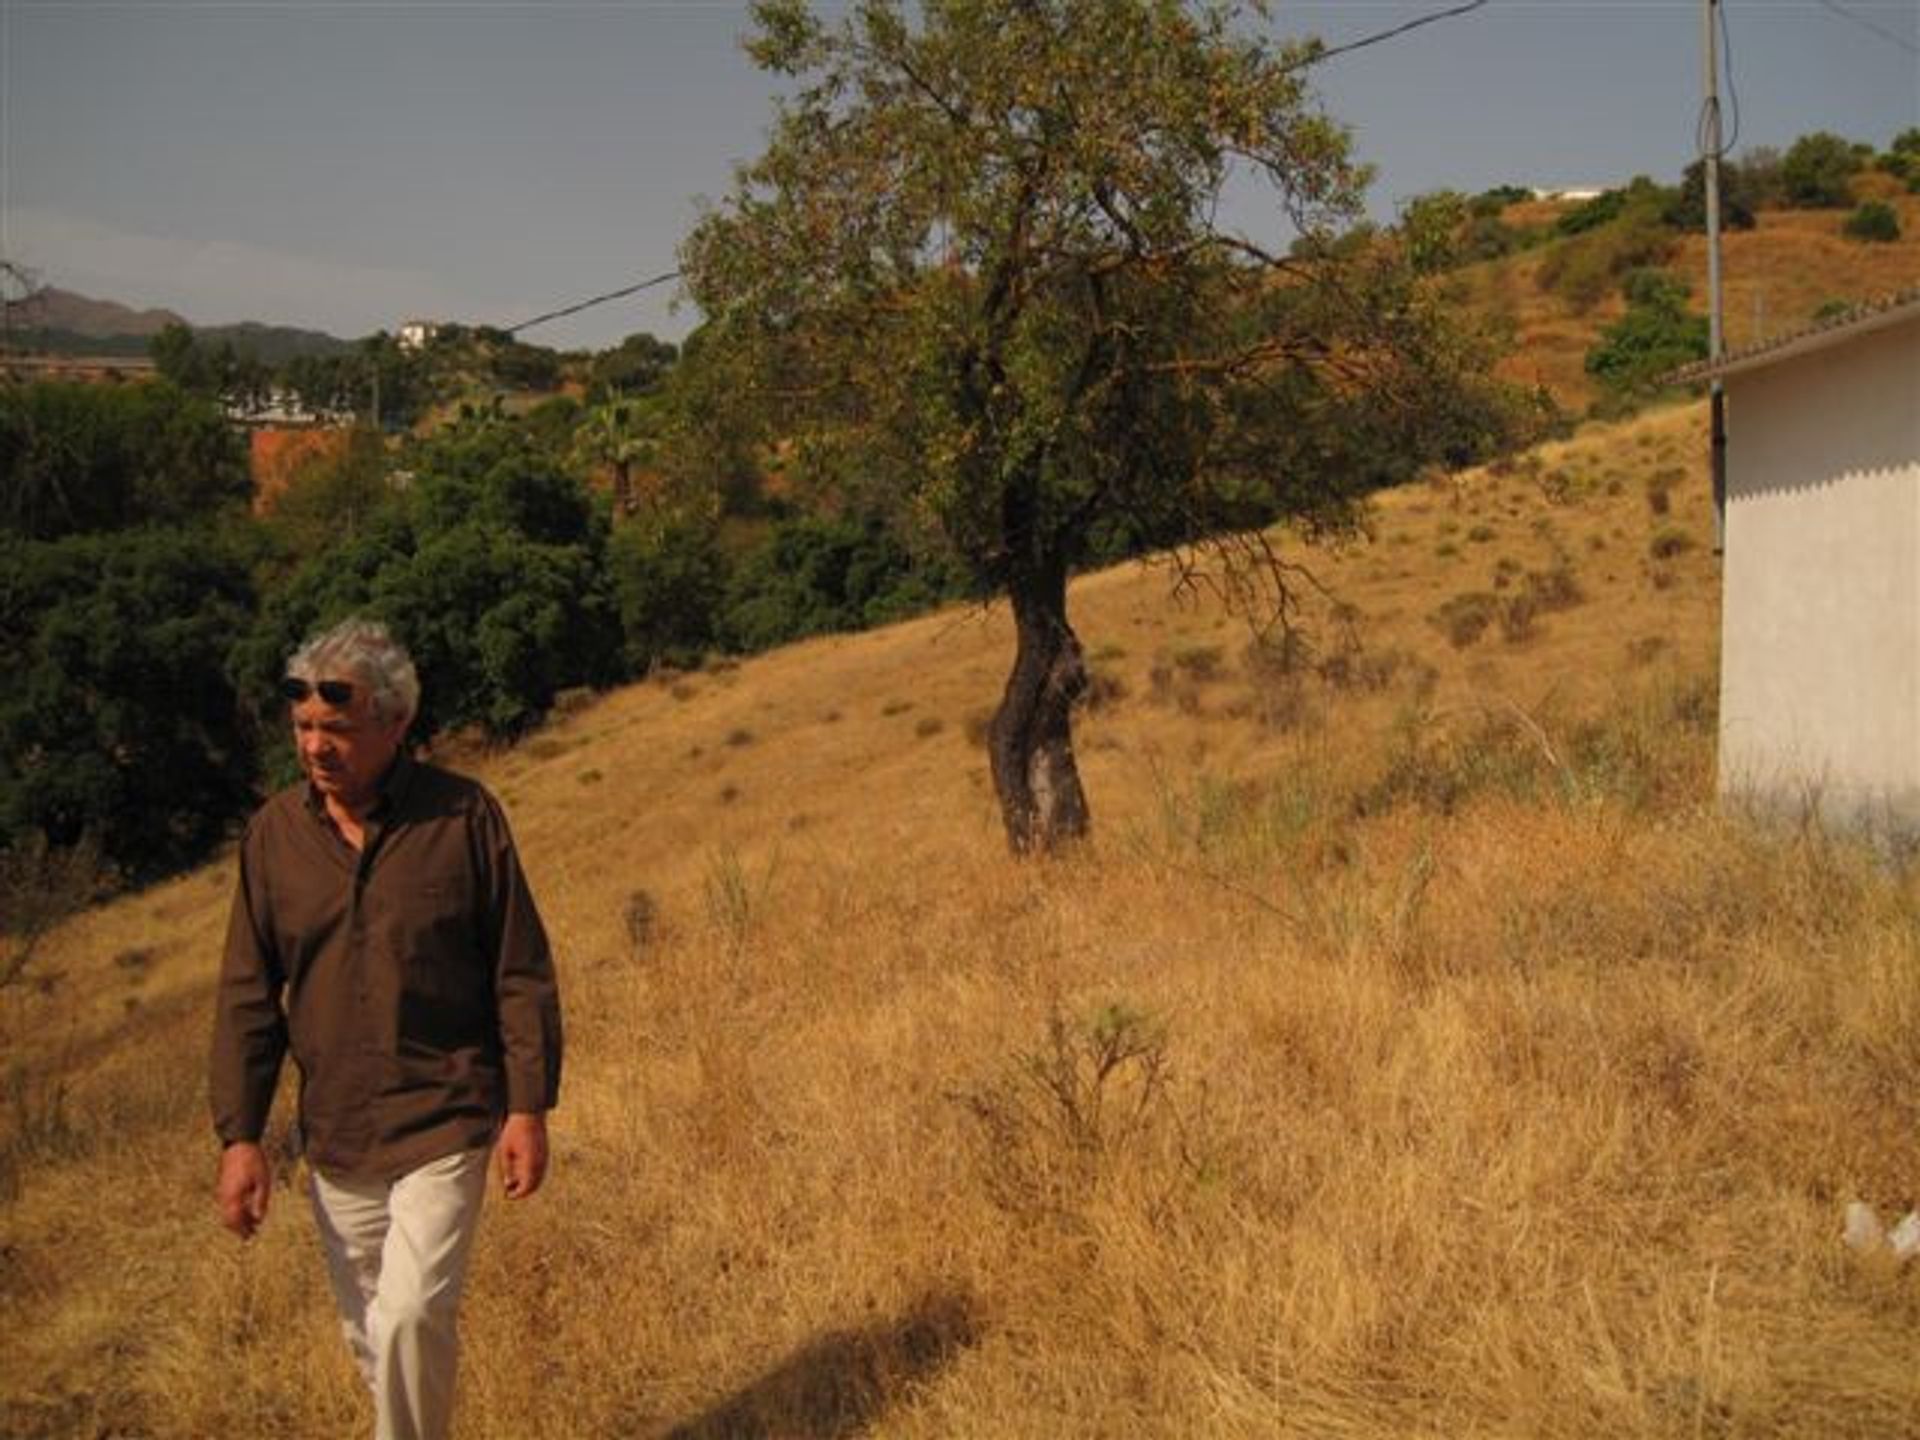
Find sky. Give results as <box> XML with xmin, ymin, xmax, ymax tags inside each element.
<box><xmin>3</xmin><ymin>1</ymin><xmax>1916</xmax><ymax>353</ymax></box>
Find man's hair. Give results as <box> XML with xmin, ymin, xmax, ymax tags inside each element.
<box><xmin>288</xmin><ymin>617</ymin><xmax>421</xmax><ymax>728</ymax></box>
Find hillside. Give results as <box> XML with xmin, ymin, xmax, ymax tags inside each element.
<box><xmin>4</xmin><ymin>399</ymin><xmax>1915</xmax><ymax>1437</ymax></box>
<box><xmin>3</xmin><ymin>286</ymin><xmax>187</xmax><ymax>339</ymax></box>
<box><xmin>1463</xmin><ymin>178</ymin><xmax>1920</xmax><ymax>413</ymax></box>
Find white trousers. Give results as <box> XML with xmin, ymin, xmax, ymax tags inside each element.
<box><xmin>309</xmin><ymin>1147</ymin><xmax>491</xmax><ymax>1440</ymax></box>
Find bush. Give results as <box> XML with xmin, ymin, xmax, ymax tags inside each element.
<box><xmin>1781</xmin><ymin>131</ymin><xmax>1861</xmax><ymax>208</ymax></box>
<box><xmin>1663</xmin><ymin>158</ymin><xmax>1760</xmax><ymax>231</ymax></box>
<box><xmin>0</xmin><ymin>526</ymin><xmax>259</xmax><ymax>878</ymax></box>
<box><xmin>241</xmin><ymin>421</ymin><xmax>623</xmax><ymax>743</ymax></box>
<box><xmin>720</xmin><ymin>513</ymin><xmax>967</xmax><ymax>653</ymax></box>
<box><xmin>1842</xmin><ymin>201</ymin><xmax>1901</xmax><ymax>243</ymax></box>
<box><xmin>0</xmin><ymin>380</ymin><xmax>250</xmax><ymax>540</ymax></box>
<box><xmin>608</xmin><ymin>516</ymin><xmax>727</xmax><ymax>673</ymax></box>
<box><xmin>1537</xmin><ymin>199</ymin><xmax>1680</xmax><ymax>312</ymax></box>
<box><xmin>1585</xmin><ymin>272</ymin><xmax>1708</xmax><ymax>393</ymax></box>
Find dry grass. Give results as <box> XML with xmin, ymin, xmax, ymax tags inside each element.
<box><xmin>1467</xmin><ymin>188</ymin><xmax>1920</xmax><ymax>412</ymax></box>
<box><xmin>4</xmin><ymin>400</ymin><xmax>1916</xmax><ymax>1438</ymax></box>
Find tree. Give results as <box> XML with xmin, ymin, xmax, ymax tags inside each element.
<box><xmin>1842</xmin><ymin>200</ymin><xmax>1900</xmax><ymax>243</ymax></box>
<box><xmin>571</xmin><ymin>399</ymin><xmax>662</xmax><ymax>515</ymax></box>
<box><xmin>1583</xmin><ymin>270</ymin><xmax>1707</xmax><ymax>395</ymax></box>
<box><xmin>1663</xmin><ymin>158</ymin><xmax>1759</xmax><ymax>232</ymax></box>
<box><xmin>589</xmin><ymin>332</ymin><xmax>680</xmax><ymax>402</ymax></box>
<box><xmin>0</xmin><ymin>380</ymin><xmax>250</xmax><ymax>539</ymax></box>
<box><xmin>0</xmin><ymin>525</ymin><xmax>259</xmax><ymax>878</ymax></box>
<box><xmin>240</xmin><ymin>420</ymin><xmax>623</xmax><ymax>743</ymax></box>
<box><xmin>683</xmin><ymin>0</ymin><xmax>1536</xmax><ymax>852</ymax></box>
<box><xmin>1781</xmin><ymin>131</ymin><xmax>1860</xmax><ymax>209</ymax></box>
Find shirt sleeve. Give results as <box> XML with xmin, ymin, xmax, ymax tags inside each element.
<box><xmin>477</xmin><ymin>789</ymin><xmax>563</xmax><ymax>1114</ymax></box>
<box><xmin>208</xmin><ymin>822</ymin><xmax>289</xmax><ymax>1146</ymax></box>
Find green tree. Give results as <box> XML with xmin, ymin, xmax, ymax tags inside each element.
<box><xmin>1663</xmin><ymin>158</ymin><xmax>1759</xmax><ymax>231</ymax></box>
<box><xmin>0</xmin><ymin>380</ymin><xmax>250</xmax><ymax>539</ymax></box>
<box><xmin>241</xmin><ymin>421</ymin><xmax>623</xmax><ymax>743</ymax></box>
<box><xmin>1842</xmin><ymin>200</ymin><xmax>1901</xmax><ymax>243</ymax></box>
<box><xmin>1781</xmin><ymin>131</ymin><xmax>1861</xmax><ymax>208</ymax></box>
<box><xmin>588</xmin><ymin>332</ymin><xmax>679</xmax><ymax>402</ymax></box>
<box><xmin>607</xmin><ymin>515</ymin><xmax>728</xmax><ymax>672</ymax></box>
<box><xmin>683</xmin><ymin>0</ymin><xmax>1537</xmax><ymax>852</ymax></box>
<box><xmin>571</xmin><ymin>399</ymin><xmax>662</xmax><ymax>515</ymax></box>
<box><xmin>1584</xmin><ymin>270</ymin><xmax>1708</xmax><ymax>395</ymax></box>
<box><xmin>262</xmin><ymin>426</ymin><xmax>399</xmax><ymax>567</ymax></box>
<box><xmin>0</xmin><ymin>526</ymin><xmax>259</xmax><ymax>878</ymax></box>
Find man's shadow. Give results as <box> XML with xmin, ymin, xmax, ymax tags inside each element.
<box><xmin>655</xmin><ymin>1289</ymin><xmax>981</xmax><ymax>1440</ymax></box>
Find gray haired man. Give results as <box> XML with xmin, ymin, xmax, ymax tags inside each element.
<box><xmin>210</xmin><ymin>617</ymin><xmax>563</xmax><ymax>1440</ymax></box>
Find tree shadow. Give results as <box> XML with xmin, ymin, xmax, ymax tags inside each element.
<box><xmin>655</xmin><ymin>1289</ymin><xmax>981</xmax><ymax>1440</ymax></box>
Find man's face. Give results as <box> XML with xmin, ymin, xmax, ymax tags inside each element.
<box><xmin>291</xmin><ymin>678</ymin><xmax>406</xmax><ymax>810</ymax></box>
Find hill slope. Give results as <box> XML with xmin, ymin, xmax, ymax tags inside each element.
<box><xmin>3</xmin><ymin>401</ymin><xmax>1916</xmax><ymax>1437</ymax></box>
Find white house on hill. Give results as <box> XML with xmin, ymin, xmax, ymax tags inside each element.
<box><xmin>1695</xmin><ymin>290</ymin><xmax>1920</xmax><ymax>836</ymax></box>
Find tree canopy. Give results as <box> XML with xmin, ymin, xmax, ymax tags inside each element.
<box><xmin>682</xmin><ymin>0</ymin><xmax>1535</xmax><ymax>851</ymax></box>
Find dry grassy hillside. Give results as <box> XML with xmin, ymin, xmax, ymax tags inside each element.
<box><xmin>1468</xmin><ymin>183</ymin><xmax>1920</xmax><ymax>411</ymax></box>
<box><xmin>3</xmin><ymin>402</ymin><xmax>1916</xmax><ymax>1438</ymax></box>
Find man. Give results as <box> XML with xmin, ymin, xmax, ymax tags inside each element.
<box><xmin>209</xmin><ymin>617</ymin><xmax>563</xmax><ymax>1440</ymax></box>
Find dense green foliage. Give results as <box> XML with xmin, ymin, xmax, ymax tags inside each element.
<box><xmin>1843</xmin><ymin>200</ymin><xmax>1901</xmax><ymax>243</ymax></box>
<box><xmin>0</xmin><ymin>379</ymin><xmax>250</xmax><ymax>539</ymax></box>
<box><xmin>719</xmin><ymin>513</ymin><xmax>971</xmax><ymax>653</ymax></box>
<box><xmin>0</xmin><ymin>525</ymin><xmax>260</xmax><ymax>879</ymax></box>
<box><xmin>1781</xmin><ymin>131</ymin><xmax>1861</xmax><ymax>209</ymax></box>
<box><xmin>1584</xmin><ymin>271</ymin><xmax>1708</xmax><ymax>395</ymax></box>
<box><xmin>1662</xmin><ymin>159</ymin><xmax>1760</xmax><ymax>232</ymax></box>
<box><xmin>242</xmin><ymin>422</ymin><xmax>625</xmax><ymax>742</ymax></box>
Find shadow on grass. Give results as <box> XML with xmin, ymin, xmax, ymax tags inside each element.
<box><xmin>658</xmin><ymin>1289</ymin><xmax>981</xmax><ymax>1439</ymax></box>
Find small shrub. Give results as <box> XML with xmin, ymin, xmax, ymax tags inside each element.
<box><xmin>963</xmin><ymin>707</ymin><xmax>995</xmax><ymax>747</ymax></box>
<box><xmin>623</xmin><ymin>890</ymin><xmax>657</xmax><ymax>953</ymax></box>
<box><xmin>1079</xmin><ymin>670</ymin><xmax>1128</xmax><ymax>712</ymax></box>
<box><xmin>914</xmin><ymin>715</ymin><xmax>945</xmax><ymax>739</ymax></box>
<box><xmin>724</xmin><ymin>727</ymin><xmax>755</xmax><ymax>748</ymax></box>
<box><xmin>1646</xmin><ymin>468</ymin><xmax>1682</xmax><ymax>516</ymax></box>
<box><xmin>881</xmin><ymin>698</ymin><xmax>915</xmax><ymax>717</ymax></box>
<box><xmin>1468</xmin><ymin>524</ymin><xmax>1497</xmax><ymax>544</ymax></box>
<box><xmin>1430</xmin><ymin>592</ymin><xmax>1501</xmax><ymax>648</ymax></box>
<box><xmin>1842</xmin><ymin>201</ymin><xmax>1900</xmax><ymax>243</ymax></box>
<box><xmin>1650</xmin><ymin>527</ymin><xmax>1696</xmax><ymax>560</ymax></box>
<box><xmin>1170</xmin><ymin>644</ymin><xmax>1224</xmax><ymax>681</ymax></box>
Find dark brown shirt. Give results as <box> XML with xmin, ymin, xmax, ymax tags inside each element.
<box><xmin>209</xmin><ymin>754</ymin><xmax>563</xmax><ymax>1179</ymax></box>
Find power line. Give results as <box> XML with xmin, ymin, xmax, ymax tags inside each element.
<box><xmin>1815</xmin><ymin>0</ymin><xmax>1920</xmax><ymax>57</ymax></box>
<box><xmin>1288</xmin><ymin>0</ymin><xmax>1492</xmax><ymax>72</ymax></box>
<box><xmin>506</xmin><ymin>2</ymin><xmax>1493</xmax><ymax>336</ymax></box>
<box><xmin>503</xmin><ymin>269</ymin><xmax>679</xmax><ymax>337</ymax></box>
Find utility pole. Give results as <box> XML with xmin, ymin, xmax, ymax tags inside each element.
<box><xmin>1703</xmin><ymin>0</ymin><xmax>1728</xmax><ymax>553</ymax></box>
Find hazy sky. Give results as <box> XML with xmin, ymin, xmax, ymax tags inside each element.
<box><xmin>4</xmin><ymin>1</ymin><xmax>1916</xmax><ymax>351</ymax></box>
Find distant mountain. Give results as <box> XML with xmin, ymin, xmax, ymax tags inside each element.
<box><xmin>6</xmin><ymin>286</ymin><xmax>186</xmax><ymax>338</ymax></box>
<box><xmin>2</xmin><ymin>287</ymin><xmax>352</xmax><ymax>363</ymax></box>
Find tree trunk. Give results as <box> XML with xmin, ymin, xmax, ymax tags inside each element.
<box><xmin>988</xmin><ymin>559</ymin><xmax>1091</xmax><ymax>854</ymax></box>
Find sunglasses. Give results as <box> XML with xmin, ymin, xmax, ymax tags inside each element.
<box><xmin>280</xmin><ymin>676</ymin><xmax>356</xmax><ymax>706</ymax></box>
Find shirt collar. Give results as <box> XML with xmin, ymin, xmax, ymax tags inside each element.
<box><xmin>302</xmin><ymin>748</ymin><xmax>419</xmax><ymax>823</ymax></box>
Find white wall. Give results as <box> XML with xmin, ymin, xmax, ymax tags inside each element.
<box><xmin>1718</xmin><ymin>316</ymin><xmax>1920</xmax><ymax>831</ymax></box>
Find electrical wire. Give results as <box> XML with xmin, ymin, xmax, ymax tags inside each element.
<box><xmin>1815</xmin><ymin>0</ymin><xmax>1920</xmax><ymax>58</ymax></box>
<box><xmin>506</xmin><ymin>0</ymin><xmax>1496</xmax><ymax>335</ymax></box>
<box><xmin>1286</xmin><ymin>0</ymin><xmax>1492</xmax><ymax>73</ymax></box>
<box><xmin>503</xmin><ymin>269</ymin><xmax>679</xmax><ymax>337</ymax></box>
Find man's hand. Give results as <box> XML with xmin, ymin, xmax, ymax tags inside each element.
<box><xmin>216</xmin><ymin>1142</ymin><xmax>272</xmax><ymax>1239</ymax></box>
<box><xmin>498</xmin><ymin>1111</ymin><xmax>549</xmax><ymax>1200</ymax></box>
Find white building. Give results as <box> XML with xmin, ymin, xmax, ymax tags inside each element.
<box><xmin>1699</xmin><ymin>290</ymin><xmax>1920</xmax><ymax>835</ymax></box>
<box><xmin>396</xmin><ymin>319</ymin><xmax>441</xmax><ymax>352</ymax></box>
